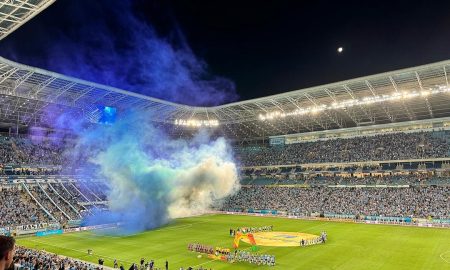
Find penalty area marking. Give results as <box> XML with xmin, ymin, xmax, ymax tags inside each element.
<box><xmin>153</xmin><ymin>223</ymin><xmax>194</xmax><ymax>232</ymax></box>
<box><xmin>89</xmin><ymin>224</ymin><xmax>196</xmax><ymax>238</ymax></box>
<box><xmin>299</xmin><ymin>222</ymin><xmax>329</xmax><ymax>232</ymax></box>
<box><xmin>62</xmin><ymin>233</ymin><xmax>145</xmax><ymax>250</ymax></box>
<box><xmin>86</xmin><ymin>220</ymin><xmax>211</xmax><ymax>238</ymax></box>
<box><xmin>440</xmin><ymin>250</ymin><xmax>450</xmax><ymax>264</ymax></box>
<box><xmin>153</xmin><ymin>220</ymin><xmax>211</xmax><ymax>232</ymax></box>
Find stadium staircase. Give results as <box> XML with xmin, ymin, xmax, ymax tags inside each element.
<box><xmin>65</xmin><ymin>182</ymin><xmax>108</xmax><ymax>210</ymax></box>
<box><xmin>36</xmin><ymin>183</ymin><xmax>72</xmax><ymax>220</ymax></box>
<box><xmin>77</xmin><ymin>181</ymin><xmax>102</xmax><ymax>201</ymax></box>
<box><xmin>21</xmin><ymin>183</ymin><xmax>56</xmax><ymax>222</ymax></box>
<box><xmin>66</xmin><ymin>182</ymin><xmax>93</xmax><ymax>204</ymax></box>
<box><xmin>51</xmin><ymin>183</ymin><xmax>90</xmax><ymax>214</ymax></box>
<box><xmin>48</xmin><ymin>183</ymin><xmax>82</xmax><ymax>219</ymax></box>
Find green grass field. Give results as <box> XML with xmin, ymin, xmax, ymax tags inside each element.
<box><xmin>17</xmin><ymin>214</ymin><xmax>450</xmax><ymax>269</ymax></box>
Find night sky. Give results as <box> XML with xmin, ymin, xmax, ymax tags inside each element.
<box><xmin>2</xmin><ymin>0</ymin><xmax>450</xmax><ymax>104</ymax></box>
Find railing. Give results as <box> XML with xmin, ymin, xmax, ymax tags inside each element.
<box><xmin>67</xmin><ymin>182</ymin><xmax>92</xmax><ymax>204</ymax></box>
<box><xmin>37</xmin><ymin>183</ymin><xmax>71</xmax><ymax>220</ymax></box>
<box><xmin>0</xmin><ymin>222</ymin><xmax>61</xmax><ymax>236</ymax></box>
<box><xmin>78</xmin><ymin>182</ymin><xmax>102</xmax><ymax>201</ymax></box>
<box><xmin>48</xmin><ymin>183</ymin><xmax>82</xmax><ymax>219</ymax></box>
<box><xmin>241</xmin><ymin>157</ymin><xmax>450</xmax><ymax>169</ymax></box>
<box><xmin>218</xmin><ymin>210</ymin><xmax>450</xmax><ymax>228</ymax></box>
<box><xmin>21</xmin><ymin>183</ymin><xmax>57</xmax><ymax>222</ymax></box>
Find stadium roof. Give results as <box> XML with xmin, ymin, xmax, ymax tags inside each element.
<box><xmin>0</xmin><ymin>0</ymin><xmax>55</xmax><ymax>41</ymax></box>
<box><xmin>1</xmin><ymin>56</ymin><xmax>450</xmax><ymax>139</ymax></box>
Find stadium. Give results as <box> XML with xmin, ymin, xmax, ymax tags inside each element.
<box><xmin>0</xmin><ymin>1</ymin><xmax>449</xmax><ymax>270</ymax></box>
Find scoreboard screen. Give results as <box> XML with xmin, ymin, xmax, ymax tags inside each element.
<box><xmin>98</xmin><ymin>106</ymin><xmax>117</xmax><ymax>124</ymax></box>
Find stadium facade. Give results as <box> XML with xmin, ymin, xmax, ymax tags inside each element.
<box><xmin>1</xmin><ymin>1</ymin><xmax>450</xmax><ymax>140</ymax></box>
<box><xmin>0</xmin><ymin>0</ymin><xmax>56</xmax><ymax>41</ymax></box>
<box><xmin>1</xmin><ymin>55</ymin><xmax>450</xmax><ymax>141</ymax></box>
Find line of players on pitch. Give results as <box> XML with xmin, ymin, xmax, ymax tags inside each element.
<box><xmin>229</xmin><ymin>226</ymin><xmax>328</xmax><ymax>247</ymax></box>
<box><xmin>229</xmin><ymin>225</ymin><xmax>273</xmax><ymax>236</ymax></box>
<box><xmin>301</xmin><ymin>231</ymin><xmax>328</xmax><ymax>247</ymax></box>
<box><xmin>187</xmin><ymin>243</ymin><xmax>276</xmax><ymax>266</ymax></box>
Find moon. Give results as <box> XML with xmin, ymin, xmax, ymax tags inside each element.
<box><xmin>337</xmin><ymin>47</ymin><xmax>343</xmax><ymax>53</ymax></box>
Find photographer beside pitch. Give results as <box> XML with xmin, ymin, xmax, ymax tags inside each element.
<box><xmin>0</xmin><ymin>236</ymin><xmax>15</xmax><ymax>270</ymax></box>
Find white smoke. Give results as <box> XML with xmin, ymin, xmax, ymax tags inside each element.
<box><xmin>75</xmin><ymin>112</ymin><xmax>240</xmax><ymax>233</ymax></box>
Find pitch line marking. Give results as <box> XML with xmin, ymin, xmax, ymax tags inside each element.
<box><xmin>26</xmin><ymin>238</ymin><xmax>135</xmax><ymax>265</ymax></box>
<box><xmin>62</xmin><ymin>233</ymin><xmax>145</xmax><ymax>249</ymax></box>
<box><xmin>23</xmin><ymin>220</ymin><xmax>212</xmax><ymax>268</ymax></box>
<box><xmin>298</xmin><ymin>222</ymin><xmax>329</xmax><ymax>233</ymax></box>
<box><xmin>153</xmin><ymin>224</ymin><xmax>193</xmax><ymax>231</ymax></box>
<box><xmin>440</xmin><ymin>250</ymin><xmax>450</xmax><ymax>264</ymax></box>
<box><xmin>191</xmin><ymin>258</ymin><xmax>219</xmax><ymax>268</ymax></box>
<box><xmin>91</xmin><ymin>220</ymin><xmax>211</xmax><ymax>236</ymax></box>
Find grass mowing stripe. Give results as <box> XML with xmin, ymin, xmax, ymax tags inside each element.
<box><xmin>17</xmin><ymin>214</ymin><xmax>450</xmax><ymax>270</ymax></box>
<box><xmin>440</xmin><ymin>250</ymin><xmax>450</xmax><ymax>264</ymax></box>
<box><xmin>26</xmin><ymin>238</ymin><xmax>135</xmax><ymax>264</ymax></box>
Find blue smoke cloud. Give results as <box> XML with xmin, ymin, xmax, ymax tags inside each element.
<box><xmin>14</xmin><ymin>1</ymin><xmax>242</xmax><ymax>233</ymax></box>
<box><xmin>1</xmin><ymin>0</ymin><xmax>238</xmax><ymax>106</ymax></box>
<box><xmin>50</xmin><ymin>111</ymin><xmax>240</xmax><ymax>234</ymax></box>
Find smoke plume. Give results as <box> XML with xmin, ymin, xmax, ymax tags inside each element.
<box><xmin>0</xmin><ymin>0</ymin><xmax>238</xmax><ymax>106</ymax></box>
<box><xmin>13</xmin><ymin>0</ymin><xmax>243</xmax><ymax>233</ymax></box>
<box><xmin>58</xmin><ymin>111</ymin><xmax>239</xmax><ymax>234</ymax></box>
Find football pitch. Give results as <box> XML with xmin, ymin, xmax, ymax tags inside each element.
<box><xmin>17</xmin><ymin>214</ymin><xmax>450</xmax><ymax>269</ymax></box>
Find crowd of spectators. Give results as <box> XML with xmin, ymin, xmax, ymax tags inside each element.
<box><xmin>0</xmin><ymin>187</ymin><xmax>50</xmax><ymax>228</ymax></box>
<box><xmin>44</xmin><ymin>185</ymin><xmax>81</xmax><ymax>220</ymax></box>
<box><xmin>303</xmin><ymin>174</ymin><xmax>444</xmax><ymax>186</ymax></box>
<box><xmin>0</xmin><ymin>129</ymin><xmax>448</xmax><ymax>270</ymax></box>
<box><xmin>0</xmin><ymin>181</ymin><xmax>109</xmax><ymax>232</ymax></box>
<box><xmin>3</xmin><ymin>131</ymin><xmax>447</xmax><ymax>169</ymax></box>
<box><xmin>246</xmin><ymin>174</ymin><xmax>450</xmax><ymax>186</ymax></box>
<box><xmin>112</xmin><ymin>257</ymin><xmax>177</xmax><ymax>270</ymax></box>
<box><xmin>11</xmin><ymin>245</ymin><xmax>186</xmax><ymax>270</ymax></box>
<box><xmin>0</xmin><ymin>168</ymin><xmax>61</xmax><ymax>176</ymax></box>
<box><xmin>13</xmin><ymin>246</ymin><xmax>101</xmax><ymax>270</ymax></box>
<box><xmin>28</xmin><ymin>186</ymin><xmax>69</xmax><ymax>223</ymax></box>
<box><xmin>51</xmin><ymin>183</ymin><xmax>88</xmax><ymax>214</ymax></box>
<box><xmin>28</xmin><ymin>182</ymin><xmax>108</xmax><ymax>222</ymax></box>
<box><xmin>0</xmin><ymin>135</ymin><xmax>65</xmax><ymax>166</ymax></box>
<box><xmin>236</xmin><ymin>132</ymin><xmax>449</xmax><ymax>166</ymax></box>
<box><xmin>222</xmin><ymin>186</ymin><xmax>449</xmax><ymax>219</ymax></box>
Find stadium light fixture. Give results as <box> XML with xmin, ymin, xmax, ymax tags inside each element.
<box><xmin>259</xmin><ymin>85</ymin><xmax>450</xmax><ymax>121</ymax></box>
<box><xmin>174</xmin><ymin>119</ymin><xmax>219</xmax><ymax>127</ymax></box>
